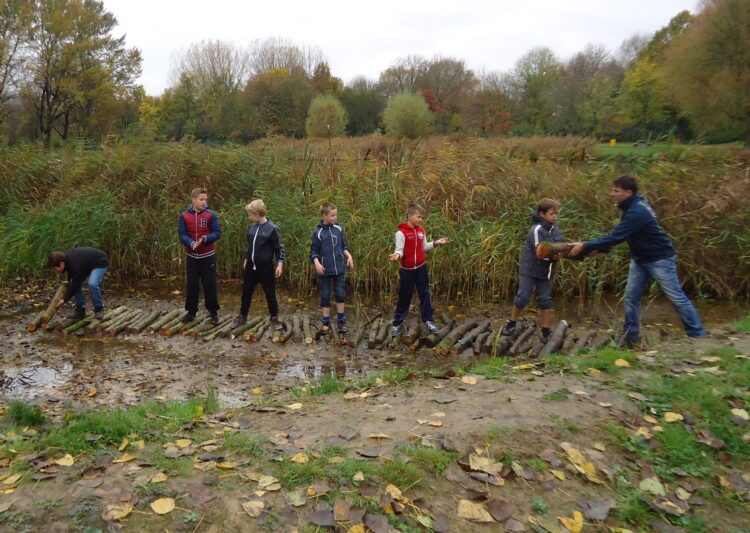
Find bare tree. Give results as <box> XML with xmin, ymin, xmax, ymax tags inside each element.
<box><xmin>170</xmin><ymin>40</ymin><xmax>252</xmax><ymax>94</ymax></box>
<box><xmin>249</xmin><ymin>36</ymin><xmax>325</xmax><ymax>77</ymax></box>
<box><xmin>0</xmin><ymin>0</ymin><xmax>33</xmax><ymax>122</ymax></box>
<box><xmin>617</xmin><ymin>33</ymin><xmax>651</xmax><ymax>67</ymax></box>
<box><xmin>377</xmin><ymin>55</ymin><xmax>427</xmax><ymax>96</ymax></box>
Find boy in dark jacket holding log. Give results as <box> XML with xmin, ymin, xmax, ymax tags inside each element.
<box><xmin>502</xmin><ymin>198</ymin><xmax>564</xmax><ymax>344</ymax></box>
<box><xmin>389</xmin><ymin>203</ymin><xmax>450</xmax><ymax>337</ymax></box>
<box><xmin>48</xmin><ymin>247</ymin><xmax>109</xmax><ymax>320</ymax></box>
<box><xmin>231</xmin><ymin>199</ymin><xmax>285</xmax><ymax>329</ymax></box>
<box><xmin>178</xmin><ymin>187</ymin><xmax>222</xmax><ymax>325</ymax></box>
<box><xmin>310</xmin><ymin>202</ymin><xmax>355</xmax><ymax>334</ymax></box>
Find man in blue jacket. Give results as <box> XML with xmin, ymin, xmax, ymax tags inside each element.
<box><xmin>569</xmin><ymin>175</ymin><xmax>705</xmax><ymax>347</ymax></box>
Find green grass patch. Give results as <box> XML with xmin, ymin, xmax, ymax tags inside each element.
<box><xmin>309</xmin><ymin>374</ymin><xmax>349</xmax><ymax>396</ymax></box>
<box><xmin>276</xmin><ymin>446</ymin><xmax>378</xmax><ymax>488</ymax></box>
<box><xmin>468</xmin><ymin>357</ymin><xmax>508</xmax><ymax>379</ymax></box>
<box><xmin>729</xmin><ymin>314</ymin><xmax>750</xmax><ymax>333</ymax></box>
<box><xmin>6</xmin><ymin>400</ymin><xmax>46</xmax><ymax>427</ymax></box>
<box><xmin>574</xmin><ymin>347</ymin><xmax>636</xmax><ymax>374</ymax></box>
<box><xmin>543</xmin><ymin>388</ymin><xmax>570</xmax><ymax>401</ymax></box>
<box><xmin>397</xmin><ymin>446</ymin><xmax>457</xmax><ymax>474</ymax></box>
<box><xmin>380</xmin><ymin>459</ymin><xmax>423</xmax><ymax>489</ymax></box>
<box><xmin>223</xmin><ymin>432</ymin><xmax>266</xmax><ymax>459</ymax></box>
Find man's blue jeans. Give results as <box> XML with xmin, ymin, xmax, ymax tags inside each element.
<box><xmin>74</xmin><ymin>266</ymin><xmax>108</xmax><ymax>311</ymax></box>
<box><xmin>623</xmin><ymin>256</ymin><xmax>705</xmax><ymax>341</ymax></box>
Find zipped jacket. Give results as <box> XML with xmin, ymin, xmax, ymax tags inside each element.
<box><xmin>245</xmin><ymin>219</ymin><xmax>285</xmax><ymax>269</ymax></box>
<box><xmin>309</xmin><ymin>221</ymin><xmax>349</xmax><ymax>276</ymax></box>
<box><xmin>519</xmin><ymin>213</ymin><xmax>565</xmax><ymax>280</ymax></box>
<box><xmin>178</xmin><ymin>205</ymin><xmax>221</xmax><ymax>259</ymax></box>
<box><xmin>62</xmin><ymin>247</ymin><xmax>109</xmax><ymax>302</ymax></box>
<box><xmin>393</xmin><ymin>222</ymin><xmax>434</xmax><ymax>269</ymax></box>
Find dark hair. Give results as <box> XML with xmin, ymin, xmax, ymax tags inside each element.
<box><xmin>612</xmin><ymin>175</ymin><xmax>638</xmax><ymax>194</ymax></box>
<box><xmin>319</xmin><ymin>202</ymin><xmax>336</xmax><ymax>216</ymax></box>
<box><xmin>47</xmin><ymin>251</ymin><xmax>65</xmax><ymax>268</ymax></box>
<box><xmin>537</xmin><ymin>198</ymin><xmax>559</xmax><ymax>213</ymax></box>
<box><xmin>190</xmin><ymin>187</ymin><xmax>208</xmax><ymax>198</ymax></box>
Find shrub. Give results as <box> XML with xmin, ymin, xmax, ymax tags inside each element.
<box><xmin>306</xmin><ymin>95</ymin><xmax>347</xmax><ymax>138</ymax></box>
<box><xmin>383</xmin><ymin>93</ymin><xmax>433</xmax><ymax>139</ymax></box>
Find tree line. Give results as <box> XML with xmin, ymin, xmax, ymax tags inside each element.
<box><xmin>1</xmin><ymin>0</ymin><xmax>748</xmax><ymax>147</ymax></box>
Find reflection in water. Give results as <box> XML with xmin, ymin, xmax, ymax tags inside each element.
<box><xmin>1</xmin><ymin>364</ymin><xmax>73</xmax><ymax>396</ymax></box>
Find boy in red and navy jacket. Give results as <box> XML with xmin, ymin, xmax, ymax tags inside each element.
<box><xmin>178</xmin><ymin>187</ymin><xmax>222</xmax><ymax>324</ymax></box>
<box><xmin>389</xmin><ymin>204</ymin><xmax>450</xmax><ymax>337</ymax></box>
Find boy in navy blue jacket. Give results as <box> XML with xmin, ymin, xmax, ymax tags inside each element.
<box><xmin>569</xmin><ymin>175</ymin><xmax>704</xmax><ymax>347</ymax></box>
<box><xmin>231</xmin><ymin>199</ymin><xmax>285</xmax><ymax>329</ymax></box>
<box><xmin>502</xmin><ymin>198</ymin><xmax>564</xmax><ymax>343</ymax></box>
<box><xmin>310</xmin><ymin>202</ymin><xmax>354</xmax><ymax>333</ymax></box>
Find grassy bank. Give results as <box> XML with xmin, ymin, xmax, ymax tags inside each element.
<box><xmin>0</xmin><ymin>136</ymin><xmax>748</xmax><ymax>303</ymax></box>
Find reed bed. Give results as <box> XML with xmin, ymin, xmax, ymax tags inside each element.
<box><xmin>0</xmin><ymin>136</ymin><xmax>747</xmax><ymax>303</ymax></box>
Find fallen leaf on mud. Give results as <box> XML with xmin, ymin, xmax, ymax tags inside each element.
<box><xmin>347</xmin><ymin>525</ymin><xmax>366</xmax><ymax>533</ymax></box>
<box><xmin>461</xmin><ymin>376</ymin><xmax>478</xmax><ymax>385</ymax></box>
<box><xmin>353</xmin><ymin>471</ymin><xmax>365</xmax><ymax>481</ymax></box>
<box><xmin>112</xmin><ymin>453</ymin><xmax>135</xmax><ymax>464</ymax></box>
<box><xmin>427</xmin><ymin>420</ymin><xmax>443</xmax><ymax>427</ymax></box>
<box><xmin>577</xmin><ymin>497</ymin><xmax>615</xmax><ymax>521</ymax></box>
<box><xmin>649</xmin><ymin>499</ymin><xmax>686</xmax><ymax>516</ymax></box>
<box><xmin>150</xmin><ymin>497</ymin><xmax>175</xmax><ymax>515</ymax></box>
<box><xmin>54</xmin><ymin>454</ymin><xmax>75</xmax><ymax>467</ymax></box>
<box><xmin>589</xmin><ymin>368</ymin><xmax>603</xmax><ymax>377</ymax></box>
<box><xmin>639</xmin><ymin>476</ymin><xmax>666</xmax><ymax>497</ymax></box>
<box><xmin>285</xmin><ymin>489</ymin><xmax>306</xmax><ymax>507</ymax></box>
<box><xmin>557</xmin><ymin>510</ymin><xmax>583</xmax><ymax>533</ymax></box>
<box><xmin>118</xmin><ymin>438</ymin><xmax>129</xmax><ymax>452</ymax></box>
<box><xmin>559</xmin><ymin>443</ymin><xmax>603</xmax><ymax>484</ymax></box>
<box><xmin>175</xmin><ymin>439</ymin><xmax>192</xmax><ymax>448</ymax></box>
<box><xmin>504</xmin><ymin>518</ymin><xmax>526</xmax><ymax>532</ymax></box>
<box><xmin>287</xmin><ymin>403</ymin><xmax>303</xmax><ymax>410</ymax></box>
<box><xmin>84</xmin><ymin>387</ymin><xmax>97</xmax><ymax>398</ymax></box>
<box><xmin>628</xmin><ymin>392</ymin><xmax>648</xmax><ymax>402</ymax></box>
<box><xmin>193</xmin><ymin>461</ymin><xmax>216</xmax><ymax>471</ymax></box>
<box><xmin>242</xmin><ymin>500</ymin><xmax>264</xmax><ymax>518</ymax></box>
<box><xmin>217</xmin><ymin>461</ymin><xmax>238</xmax><ymax>469</ymax></box>
<box><xmin>0</xmin><ymin>499</ymin><xmax>16</xmax><ymax>513</ymax></box>
<box><xmin>416</xmin><ymin>419</ymin><xmax>428</xmax><ymax>425</ymax></box>
<box><xmin>101</xmin><ymin>503</ymin><xmax>133</xmax><ymax>521</ymax></box>
<box><xmin>290</xmin><ymin>453</ymin><xmax>309</xmax><ymax>464</ymax></box>
<box><xmin>133</xmin><ymin>440</ymin><xmax>145</xmax><ymax>449</ymax></box>
<box><xmin>550</xmin><ymin>470</ymin><xmax>566</xmax><ymax>481</ymax></box>
<box><xmin>310</xmin><ymin>509</ymin><xmax>335</xmax><ymax>527</ymax></box>
<box><xmin>457</xmin><ymin>499</ymin><xmax>494</xmax><ymax>523</ymax></box>
<box><xmin>470</xmin><ymin>471</ymin><xmax>504</xmax><ymax>485</ymax></box>
<box><xmin>664</xmin><ymin>412</ymin><xmax>684</xmax><ymax>423</ymax></box>
<box><xmin>328</xmin><ymin>456</ymin><xmax>344</xmax><ymax>464</ymax></box>
<box><xmin>486</xmin><ymin>499</ymin><xmax>512</xmax><ymax>522</ymax></box>
<box><xmin>356</xmin><ymin>448</ymin><xmax>380</xmax><ymax>458</ymax></box>
<box><xmin>367</xmin><ymin>433</ymin><xmax>392</xmax><ymax>440</ymax></box>
<box><xmin>731</xmin><ymin>408</ymin><xmax>749</xmax><ymax>421</ymax></box>
<box><xmin>251</xmin><ymin>387</ymin><xmax>263</xmax><ymax>395</ymax></box>
<box><xmin>433</xmin><ymin>396</ymin><xmax>458</xmax><ymax>404</ymax></box>
<box><xmin>614</xmin><ymin>359</ymin><xmax>630</xmax><ymax>368</ymax></box>
<box><xmin>385</xmin><ymin>484</ymin><xmax>404</xmax><ymax>500</ymax></box>
<box><xmin>364</xmin><ymin>513</ymin><xmax>389</xmax><ymax>533</ymax></box>
<box><xmin>675</xmin><ymin>487</ymin><xmax>691</xmax><ymax>501</ymax></box>
<box><xmin>258</xmin><ymin>475</ymin><xmax>279</xmax><ymax>488</ymax></box>
<box><xmin>469</xmin><ymin>454</ymin><xmax>503</xmax><ymax>474</ymax></box>
<box><xmin>594</xmin><ymin>442</ymin><xmax>606</xmax><ymax>452</ymax></box>
<box><xmin>643</xmin><ymin>415</ymin><xmax>659</xmax><ymax>424</ymax></box>
<box><xmin>1</xmin><ymin>474</ymin><xmax>22</xmax><ymax>486</ymax></box>
<box><xmin>150</xmin><ymin>472</ymin><xmax>167</xmax><ymax>483</ymax></box>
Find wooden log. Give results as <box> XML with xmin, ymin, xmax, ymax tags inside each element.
<box><xmin>473</xmin><ymin>332</ymin><xmax>490</xmax><ymax>356</ymax></box>
<box><xmin>435</xmin><ymin>319</ymin><xmax>480</xmax><ymax>356</ymax></box>
<box><xmin>84</xmin><ymin>305</ymin><xmax>129</xmax><ymax>333</ymax></box>
<box><xmin>419</xmin><ymin>319</ymin><xmax>456</xmax><ymax>349</ymax></box>
<box><xmin>160</xmin><ymin>315</ymin><xmax>185</xmax><ymax>335</ymax></box>
<box><xmin>128</xmin><ymin>309</ymin><xmax>162</xmax><ymax>333</ymax></box>
<box><xmin>94</xmin><ymin>306</ymin><xmax>133</xmax><ymax>331</ymax></box>
<box><xmin>292</xmin><ymin>314</ymin><xmax>302</xmax><ymax>342</ymax></box>
<box><xmin>401</xmin><ymin>319</ymin><xmax>420</xmax><ymax>345</ymax></box>
<box><xmin>244</xmin><ymin>318</ymin><xmax>270</xmax><ymax>342</ymax></box>
<box><xmin>509</xmin><ymin>323</ymin><xmax>535</xmax><ymax>355</ymax></box>
<box><xmin>375</xmin><ymin>319</ymin><xmax>389</xmax><ymax>347</ymax></box>
<box><xmin>561</xmin><ymin>334</ymin><xmax>577</xmax><ymax>354</ymax></box>
<box><xmin>205</xmin><ymin>319</ymin><xmax>234</xmax><ymax>342</ymax></box>
<box><xmin>540</xmin><ymin>320</ymin><xmax>569</xmax><ymax>357</ymax></box>
<box><xmin>183</xmin><ymin>315</ymin><xmax>211</xmax><ymax>335</ymax></box>
<box><xmin>483</xmin><ymin>329</ymin><xmax>498</xmax><ymax>355</ymax></box>
<box><xmin>63</xmin><ymin>317</ymin><xmax>93</xmax><ymax>336</ymax></box>
<box><xmin>570</xmin><ymin>329</ymin><xmax>597</xmax><ymax>355</ymax></box>
<box><xmin>278</xmin><ymin>320</ymin><xmax>294</xmax><ymax>343</ymax></box>
<box><xmin>229</xmin><ymin>316</ymin><xmax>264</xmax><ymax>339</ymax></box>
<box><xmin>104</xmin><ymin>309</ymin><xmax>139</xmax><ymax>333</ymax></box>
<box><xmin>166</xmin><ymin>312</ymin><xmax>206</xmax><ymax>337</ymax></box>
<box><xmin>590</xmin><ymin>333</ymin><xmax>612</xmax><ymax>351</ymax></box>
<box><xmin>367</xmin><ymin>318</ymin><xmax>382</xmax><ymax>349</ymax></box>
<box><xmin>451</xmin><ymin>320</ymin><xmax>490</xmax><ymax>355</ymax></box>
<box><xmin>45</xmin><ymin>317</ymin><xmax>77</xmax><ymax>332</ymax></box>
<box><xmin>302</xmin><ymin>315</ymin><xmax>313</xmax><ymax>345</ymax></box>
<box><xmin>27</xmin><ymin>282</ymin><xmax>68</xmax><ymax>332</ymax></box>
<box><xmin>186</xmin><ymin>317</ymin><xmax>215</xmax><ymax>337</ymax></box>
<box><xmin>109</xmin><ymin>311</ymin><xmax>143</xmax><ymax>336</ymax></box>
<box><xmin>148</xmin><ymin>309</ymin><xmax>182</xmax><ymax>333</ymax></box>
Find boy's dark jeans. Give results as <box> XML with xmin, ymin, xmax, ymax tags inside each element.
<box><xmin>393</xmin><ymin>264</ymin><xmax>433</xmax><ymax>325</ymax></box>
<box><xmin>185</xmin><ymin>255</ymin><xmax>219</xmax><ymax>314</ymax></box>
<box><xmin>240</xmin><ymin>262</ymin><xmax>279</xmax><ymax>317</ymax></box>
<box><xmin>319</xmin><ymin>272</ymin><xmax>346</xmax><ymax>307</ymax></box>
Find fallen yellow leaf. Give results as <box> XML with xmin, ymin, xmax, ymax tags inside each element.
<box><xmin>290</xmin><ymin>453</ymin><xmax>309</xmax><ymax>464</ymax></box>
<box><xmin>427</xmin><ymin>420</ymin><xmax>443</xmax><ymax>427</ymax></box>
<box><xmin>550</xmin><ymin>469</ymin><xmax>566</xmax><ymax>481</ymax></box>
<box><xmin>251</xmin><ymin>386</ymin><xmax>263</xmax><ymax>395</ymax></box>
<box><xmin>2</xmin><ymin>473</ymin><xmax>22</xmax><ymax>486</ymax></box>
<box><xmin>118</xmin><ymin>438</ymin><xmax>129</xmax><ymax>452</ymax></box>
<box><xmin>217</xmin><ymin>461</ymin><xmax>238</xmax><ymax>469</ymax></box>
<box><xmin>287</xmin><ymin>403</ymin><xmax>303</xmax><ymax>410</ymax></box>
<box><xmin>175</xmin><ymin>438</ymin><xmax>192</xmax><ymax>448</ymax></box>
<box><xmin>84</xmin><ymin>387</ymin><xmax>97</xmax><ymax>398</ymax></box>
<box><xmin>731</xmin><ymin>408</ymin><xmax>749</xmax><ymax>421</ymax></box>
<box><xmin>101</xmin><ymin>503</ymin><xmax>133</xmax><ymax>521</ymax></box>
<box><xmin>664</xmin><ymin>412</ymin><xmax>684</xmax><ymax>423</ymax></box>
<box><xmin>150</xmin><ymin>472</ymin><xmax>168</xmax><ymax>483</ymax></box>
<box><xmin>150</xmin><ymin>497</ymin><xmax>175</xmax><ymax>515</ymax></box>
<box><xmin>347</xmin><ymin>525</ymin><xmax>366</xmax><ymax>533</ymax></box>
<box><xmin>614</xmin><ymin>358</ymin><xmax>630</xmax><ymax>367</ymax></box>
<box><xmin>456</xmin><ymin>499</ymin><xmax>493</xmax><ymax>523</ymax></box>
<box><xmin>242</xmin><ymin>500</ymin><xmax>264</xmax><ymax>518</ymax></box>
<box><xmin>368</xmin><ymin>433</ymin><xmax>392</xmax><ymax>440</ymax></box>
<box><xmin>461</xmin><ymin>376</ymin><xmax>478</xmax><ymax>385</ymax></box>
<box><xmin>54</xmin><ymin>454</ymin><xmax>75</xmax><ymax>467</ymax></box>
<box><xmin>557</xmin><ymin>510</ymin><xmax>584</xmax><ymax>533</ymax></box>
<box><xmin>112</xmin><ymin>453</ymin><xmax>135</xmax><ymax>464</ymax></box>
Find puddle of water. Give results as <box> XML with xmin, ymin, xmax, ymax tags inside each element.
<box><xmin>1</xmin><ymin>364</ymin><xmax>73</xmax><ymax>397</ymax></box>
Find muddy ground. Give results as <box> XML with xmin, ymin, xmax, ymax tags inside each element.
<box><xmin>0</xmin><ymin>281</ymin><xmax>749</xmax><ymax>532</ymax></box>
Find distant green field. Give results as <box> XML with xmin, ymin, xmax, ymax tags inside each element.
<box><xmin>593</xmin><ymin>142</ymin><xmax>742</xmax><ymax>157</ymax></box>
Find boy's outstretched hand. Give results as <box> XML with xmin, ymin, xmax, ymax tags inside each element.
<box><xmin>389</xmin><ymin>253</ymin><xmax>401</xmax><ymax>262</ymax></box>
<box><xmin>435</xmin><ymin>237</ymin><xmax>451</xmax><ymax>246</ymax></box>
<box><xmin>568</xmin><ymin>242</ymin><xmax>585</xmax><ymax>257</ymax></box>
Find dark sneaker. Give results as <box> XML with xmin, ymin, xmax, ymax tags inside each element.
<box><xmin>210</xmin><ymin>312</ymin><xmax>220</xmax><ymax>325</ymax></box>
<box><xmin>622</xmin><ymin>336</ymin><xmax>640</xmax><ymax>349</ymax></box>
<box><xmin>271</xmin><ymin>316</ymin><xmax>283</xmax><ymax>331</ymax></box>
<box><xmin>231</xmin><ymin>315</ymin><xmax>247</xmax><ymax>329</ymax></box>
<box><xmin>68</xmin><ymin>308</ymin><xmax>86</xmax><ymax>320</ymax></box>
<box><xmin>94</xmin><ymin>310</ymin><xmax>105</xmax><ymax>320</ymax></box>
<box><xmin>321</xmin><ymin>323</ymin><xmax>330</xmax><ymax>335</ymax></box>
<box><xmin>337</xmin><ymin>320</ymin><xmax>348</xmax><ymax>333</ymax></box>
<box><xmin>501</xmin><ymin>320</ymin><xmax>516</xmax><ymax>336</ymax></box>
<box><xmin>425</xmin><ymin>321</ymin><xmax>440</xmax><ymax>335</ymax></box>
<box><xmin>391</xmin><ymin>322</ymin><xmax>403</xmax><ymax>337</ymax></box>
<box><xmin>539</xmin><ymin>331</ymin><xmax>551</xmax><ymax>344</ymax></box>
<box><xmin>181</xmin><ymin>312</ymin><xmax>196</xmax><ymax>324</ymax></box>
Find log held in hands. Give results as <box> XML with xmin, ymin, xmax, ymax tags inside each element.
<box><xmin>27</xmin><ymin>282</ymin><xmax>68</xmax><ymax>332</ymax></box>
<box><xmin>535</xmin><ymin>242</ymin><xmax>606</xmax><ymax>260</ymax></box>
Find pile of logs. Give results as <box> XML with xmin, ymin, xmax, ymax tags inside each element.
<box><xmin>27</xmin><ymin>297</ymin><xmax>613</xmax><ymax>356</ymax></box>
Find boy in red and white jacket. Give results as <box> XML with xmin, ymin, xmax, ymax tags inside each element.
<box><xmin>388</xmin><ymin>204</ymin><xmax>450</xmax><ymax>337</ymax></box>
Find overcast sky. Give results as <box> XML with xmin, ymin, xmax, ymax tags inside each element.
<box><xmin>103</xmin><ymin>0</ymin><xmax>698</xmax><ymax>95</ymax></box>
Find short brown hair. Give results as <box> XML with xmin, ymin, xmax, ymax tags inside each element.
<box><xmin>320</xmin><ymin>202</ymin><xmax>336</xmax><ymax>216</ymax></box>
<box><xmin>537</xmin><ymin>198</ymin><xmax>559</xmax><ymax>213</ymax></box>
<box><xmin>245</xmin><ymin>199</ymin><xmax>266</xmax><ymax>216</ymax></box>
<box><xmin>406</xmin><ymin>203</ymin><xmax>426</xmax><ymax>216</ymax></box>
<box><xmin>47</xmin><ymin>251</ymin><xmax>65</xmax><ymax>268</ymax></box>
<box><xmin>612</xmin><ymin>175</ymin><xmax>638</xmax><ymax>194</ymax></box>
<box><xmin>191</xmin><ymin>187</ymin><xmax>208</xmax><ymax>198</ymax></box>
